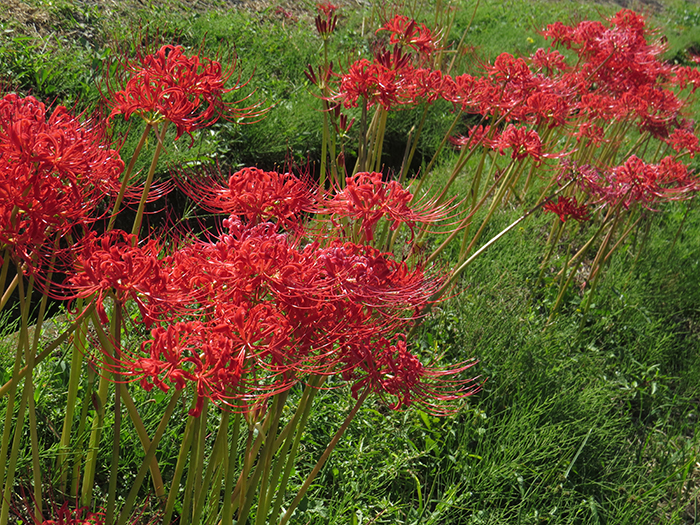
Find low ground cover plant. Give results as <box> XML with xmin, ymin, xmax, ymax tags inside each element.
<box><xmin>0</xmin><ymin>1</ymin><xmax>699</xmax><ymax>524</ymax></box>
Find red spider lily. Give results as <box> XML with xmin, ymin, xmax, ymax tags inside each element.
<box><xmin>377</xmin><ymin>15</ymin><xmax>438</xmax><ymax>56</ymax></box>
<box><xmin>109</xmin><ymin>224</ymin><xmax>447</xmax><ymax>414</ymax></box>
<box><xmin>338</xmin><ymin>47</ymin><xmax>415</xmax><ymax>109</ymax></box>
<box><xmin>314</xmin><ymin>241</ymin><xmax>442</xmax><ymax>308</ymax></box>
<box><xmin>315</xmin><ymin>1</ymin><xmax>339</xmax><ymax>37</ymax></box>
<box><xmin>409</xmin><ymin>68</ymin><xmax>451</xmax><ymax>104</ymax></box>
<box><xmin>489</xmin><ymin>124</ymin><xmax>544</xmax><ymax>163</ymax></box>
<box><xmin>0</xmin><ymin>93</ymin><xmax>123</xmax><ymax>263</ymax></box>
<box><xmin>672</xmin><ymin>65</ymin><xmax>700</xmax><ymax>93</ymax></box>
<box><xmin>573</xmin><ymin>155</ymin><xmax>700</xmax><ymax>209</ymax></box>
<box><xmin>67</xmin><ymin>230</ymin><xmax>177</xmax><ymax>324</ymax></box>
<box><xmin>322</xmin><ymin>171</ymin><xmax>450</xmax><ymax>242</ymax></box>
<box><xmin>524</xmin><ymin>92</ymin><xmax>571</xmax><ymax>128</ymax></box>
<box><xmin>449</xmin><ymin>125</ymin><xmax>492</xmax><ymax>150</ymax></box>
<box><xmin>104</xmin><ymin>44</ymin><xmax>262</xmax><ymax>141</ymax></box>
<box><xmin>177</xmin><ymin>166</ymin><xmax>316</xmax><ymax>229</ymax></box>
<box><xmin>341</xmin><ymin>335</ymin><xmax>479</xmax><ymax>415</ymax></box>
<box><xmin>542</xmin><ymin>195</ymin><xmax>591</xmax><ymax>222</ymax></box>
<box><xmin>667</xmin><ymin>127</ymin><xmax>700</xmax><ymax>157</ymax></box>
<box><xmin>41</xmin><ymin>503</ymin><xmax>104</xmax><ymax>525</ymax></box>
<box><xmin>442</xmin><ymin>74</ymin><xmax>494</xmax><ymax>112</ymax></box>
<box><xmin>529</xmin><ymin>48</ymin><xmax>570</xmax><ymax>75</ymax></box>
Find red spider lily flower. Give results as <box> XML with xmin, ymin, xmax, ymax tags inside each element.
<box><xmin>524</xmin><ymin>92</ymin><xmax>571</xmax><ymax>128</ymax></box>
<box><xmin>323</xmin><ymin>171</ymin><xmax>449</xmax><ymax>242</ymax></box>
<box><xmin>488</xmin><ymin>53</ymin><xmax>534</xmax><ymax>86</ymax></box>
<box><xmin>672</xmin><ymin>65</ymin><xmax>700</xmax><ymax>93</ymax></box>
<box><xmin>529</xmin><ymin>48</ymin><xmax>570</xmax><ymax>74</ymax></box>
<box><xmin>542</xmin><ymin>196</ymin><xmax>590</xmax><ymax>222</ymax></box>
<box><xmin>0</xmin><ymin>93</ymin><xmax>123</xmax><ymax>264</ymax></box>
<box><xmin>377</xmin><ymin>15</ymin><xmax>438</xmax><ymax>56</ymax></box>
<box><xmin>409</xmin><ymin>68</ymin><xmax>451</xmax><ymax>104</ymax></box>
<box><xmin>489</xmin><ymin>124</ymin><xmax>544</xmax><ymax>163</ymax></box>
<box><xmin>315</xmin><ymin>2</ymin><xmax>339</xmax><ymax>37</ymax></box>
<box><xmin>442</xmin><ymin>74</ymin><xmax>494</xmax><ymax>113</ymax></box>
<box><xmin>449</xmin><ymin>125</ymin><xmax>492</xmax><ymax>150</ymax></box>
<box><xmin>338</xmin><ymin>47</ymin><xmax>415</xmax><ymax>110</ymax></box>
<box><xmin>68</xmin><ymin>230</ymin><xmax>175</xmax><ymax>324</ymax></box>
<box><xmin>342</xmin><ymin>335</ymin><xmax>479</xmax><ymax>415</ymax></box>
<box><xmin>177</xmin><ymin>166</ymin><xmax>315</xmax><ymax>229</ymax></box>
<box><xmin>314</xmin><ymin>241</ymin><xmax>442</xmax><ymax>308</ymax></box>
<box><xmin>104</xmin><ymin>44</ymin><xmax>262</xmax><ymax>142</ymax></box>
<box><xmin>667</xmin><ymin>127</ymin><xmax>700</xmax><ymax>157</ymax></box>
<box><xmin>572</xmin><ymin>121</ymin><xmax>607</xmax><ymax>147</ymax></box>
<box><xmin>595</xmin><ymin>155</ymin><xmax>700</xmax><ymax>209</ymax></box>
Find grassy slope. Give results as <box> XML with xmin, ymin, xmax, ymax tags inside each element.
<box><xmin>1</xmin><ymin>1</ymin><xmax>699</xmax><ymax>524</ymax></box>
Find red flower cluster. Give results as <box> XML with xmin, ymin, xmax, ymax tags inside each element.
<box><xmin>315</xmin><ymin>2</ymin><xmax>339</xmax><ymax>37</ymax></box>
<box><xmin>323</xmin><ymin>171</ymin><xmax>450</xmax><ymax>241</ymax></box>
<box><xmin>105</xmin><ymin>44</ymin><xmax>260</xmax><ymax>141</ymax></box>
<box><xmin>560</xmin><ymin>156</ymin><xmax>699</xmax><ymax>210</ymax></box>
<box><xmin>0</xmin><ymin>93</ymin><xmax>122</xmax><ymax>264</ymax></box>
<box><xmin>177</xmin><ymin>166</ymin><xmax>315</xmax><ymax>229</ymax></box>
<box><xmin>70</xmin><ymin>169</ymin><xmax>476</xmax><ymax>416</ymax></box>
<box><xmin>377</xmin><ymin>14</ymin><xmax>437</xmax><ymax>56</ymax></box>
<box><xmin>542</xmin><ymin>196</ymin><xmax>590</xmax><ymax>222</ymax></box>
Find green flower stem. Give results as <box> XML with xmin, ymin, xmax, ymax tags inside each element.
<box><xmin>320</xmin><ymin>101</ymin><xmax>330</xmax><ymax>189</ymax></box>
<box><xmin>107</xmin><ymin>122</ymin><xmax>153</xmax><ymax>231</ymax></box>
<box><xmin>546</xmin><ymin>259</ymin><xmax>581</xmax><ymax>327</ymax></box>
<box><xmin>422</xmin><ymin>178</ymin><xmax>499</xmax><ymax>267</ymax></box>
<box><xmin>233</xmin><ymin>423</ymin><xmax>265</xmax><ymax>521</ymax></box>
<box><xmin>162</xmin><ymin>414</ymin><xmax>195</xmax><ymax>525</ymax></box>
<box><xmin>193</xmin><ymin>405</ymin><xmax>229</xmax><ymax>525</ymax></box>
<box><xmin>57</xmin><ymin>298</ymin><xmax>87</xmax><ymax>493</ymax></box>
<box><xmin>105</xmin><ymin>302</ymin><xmax>123</xmax><ymax>525</ymax></box>
<box><xmin>535</xmin><ymin>218</ymin><xmax>565</xmax><ymax>291</ymax></box>
<box><xmin>195</xmin><ymin>409</ymin><xmax>230</xmax><ymax>524</ymax></box>
<box><xmin>372</xmin><ymin>108</ymin><xmax>389</xmax><ymax>173</ymax></box>
<box><xmin>116</xmin><ymin>389</ymin><xmax>182</xmax><ymax>525</ymax></box>
<box><xmin>89</xmin><ymin>307</ymin><xmax>166</xmax><ymax>499</ymax></box>
<box><xmin>80</xmin><ymin>359</ymin><xmax>111</xmax><ymax>506</ymax></box>
<box><xmin>254</xmin><ymin>393</ymin><xmax>289</xmax><ymax>525</ymax></box>
<box><xmin>578</xmin><ymin>209</ymin><xmax>625</xmax><ymax>332</ymax></box>
<box><xmin>26</xmin><ymin>249</ymin><xmax>56</xmax><ymax>520</ymax></box>
<box><xmin>0</xmin><ymin>249</ymin><xmax>10</xmax><ymax>308</ymax></box>
<box><xmin>0</xmin><ymin>302</ymin><xmax>95</xmax><ymax>399</ymax></box>
<box><xmin>71</xmin><ymin>361</ymin><xmax>96</xmax><ymax>498</ymax></box>
<box><xmin>0</xmin><ymin>269</ymin><xmax>34</xmax><ymax>525</ymax></box>
<box><xmin>0</xmin><ymin>273</ymin><xmax>18</xmax><ymax>311</ymax></box>
<box><xmin>131</xmin><ymin>120</ymin><xmax>169</xmax><ymax>239</ymax></box>
<box><xmin>0</xmin><ymin>370</ymin><xmax>30</xmax><ymax>525</ymax></box>
<box><xmin>412</xmin><ymin>188</ymin><xmax>572</xmax><ymax>334</ymax></box>
<box><xmin>239</xmin><ymin>394</ymin><xmax>287</xmax><ymax>525</ymax></box>
<box><xmin>220</xmin><ymin>412</ymin><xmax>242</xmax><ymax>525</ymax></box>
<box><xmin>459</xmin><ymin>159</ymin><xmax>518</xmax><ymax>260</ymax></box>
<box><xmin>410</xmin><ymin>110</ymin><xmax>463</xmax><ymax>198</ymax></box>
<box><xmin>603</xmin><ymin>213</ymin><xmax>643</xmax><ymax>265</ymax></box>
<box><xmin>278</xmin><ymin>388</ymin><xmax>371</xmax><ymax>525</ymax></box>
<box><xmin>181</xmin><ymin>402</ymin><xmax>208</xmax><ymax>525</ymax></box>
<box><xmin>193</xmin><ymin>400</ymin><xmax>210</xmax><ymax>511</ymax></box>
<box><xmin>446</xmin><ymin>0</ymin><xmax>480</xmax><ymax>75</ymax></box>
<box><xmin>267</xmin><ymin>376</ymin><xmax>324</xmax><ymax>525</ymax></box>
<box><xmin>355</xmin><ymin>100</ymin><xmax>368</xmax><ymax>175</ymax></box>
<box><xmin>363</xmin><ymin>107</ymin><xmax>382</xmax><ymax>174</ymax></box>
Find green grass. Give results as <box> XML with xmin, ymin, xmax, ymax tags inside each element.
<box><xmin>1</xmin><ymin>0</ymin><xmax>700</xmax><ymax>524</ymax></box>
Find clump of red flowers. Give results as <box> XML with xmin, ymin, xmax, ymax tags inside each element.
<box><xmin>0</xmin><ymin>93</ymin><xmax>123</xmax><ymax>268</ymax></box>
<box><xmin>542</xmin><ymin>196</ymin><xmax>590</xmax><ymax>222</ymax></box>
<box><xmin>66</xmin><ymin>166</ymin><xmax>477</xmax><ymax>417</ymax></box>
<box><xmin>105</xmin><ymin>44</ymin><xmax>262</xmax><ymax>141</ymax></box>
